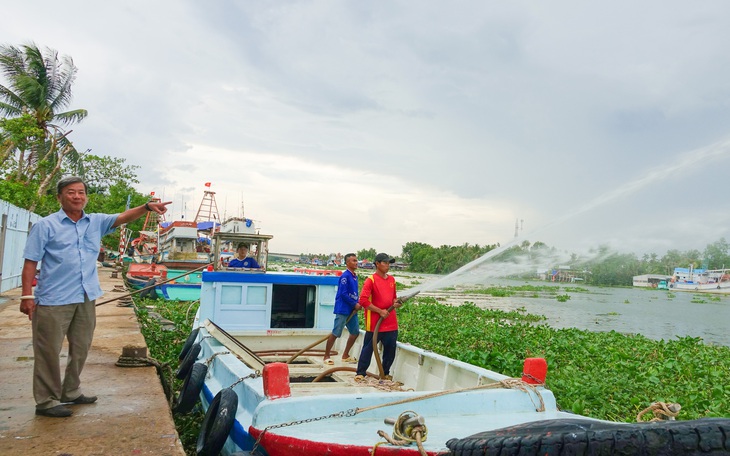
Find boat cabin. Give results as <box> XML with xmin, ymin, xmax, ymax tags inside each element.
<box><xmin>203</xmin><ymin>231</ymin><xmax>337</xmax><ymax>330</ymax></box>
<box><xmin>211</xmin><ymin>231</ymin><xmax>273</xmax><ymax>271</ymax></box>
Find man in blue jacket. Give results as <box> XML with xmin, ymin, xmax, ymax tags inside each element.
<box><xmin>227</xmin><ymin>243</ymin><xmax>261</xmax><ymax>268</ymax></box>
<box><xmin>323</xmin><ymin>253</ymin><xmax>360</xmax><ymax>364</ymax></box>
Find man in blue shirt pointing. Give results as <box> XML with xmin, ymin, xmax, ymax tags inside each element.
<box><xmin>20</xmin><ymin>176</ymin><xmax>170</xmax><ymax>418</ymax></box>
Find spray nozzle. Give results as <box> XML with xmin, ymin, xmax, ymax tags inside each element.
<box><xmin>396</xmin><ymin>290</ymin><xmax>420</xmax><ymax>302</ymax></box>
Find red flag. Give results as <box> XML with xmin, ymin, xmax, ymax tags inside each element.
<box><xmin>204</xmin><ymin>182</ymin><xmax>211</xmax><ymax>187</ymax></box>
<box><xmin>150</xmin><ymin>191</ymin><xmax>155</xmax><ymax>196</ymax></box>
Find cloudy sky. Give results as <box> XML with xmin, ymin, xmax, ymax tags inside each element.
<box><xmin>5</xmin><ymin>1</ymin><xmax>730</xmax><ymax>257</ymax></box>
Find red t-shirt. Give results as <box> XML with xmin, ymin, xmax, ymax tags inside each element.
<box><xmin>358</xmin><ymin>273</ymin><xmax>398</xmax><ymax>332</ymax></box>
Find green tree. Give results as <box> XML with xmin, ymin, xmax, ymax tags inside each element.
<box><xmin>703</xmin><ymin>238</ymin><xmax>730</xmax><ymax>269</ymax></box>
<box><xmin>0</xmin><ymin>43</ymin><xmax>87</xmax><ymax>208</ymax></box>
<box><xmin>0</xmin><ymin>113</ymin><xmax>43</xmax><ymax>169</ymax></box>
<box><xmin>357</xmin><ymin>248</ymin><xmax>377</xmax><ymax>262</ymax></box>
<box><xmin>588</xmin><ymin>251</ymin><xmax>640</xmax><ymax>286</ymax></box>
<box><xmin>86</xmin><ymin>182</ymin><xmax>149</xmax><ymax>250</ymax></box>
<box><xmin>67</xmin><ymin>153</ymin><xmax>141</xmax><ymax>194</ymax></box>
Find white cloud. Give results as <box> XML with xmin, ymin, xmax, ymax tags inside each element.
<box><xmin>4</xmin><ymin>0</ymin><xmax>730</xmax><ymax>256</ymax></box>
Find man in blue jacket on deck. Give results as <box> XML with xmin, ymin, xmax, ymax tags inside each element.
<box><xmin>323</xmin><ymin>253</ymin><xmax>361</xmax><ymax>365</ymax></box>
<box><xmin>227</xmin><ymin>243</ymin><xmax>261</xmax><ymax>268</ymax></box>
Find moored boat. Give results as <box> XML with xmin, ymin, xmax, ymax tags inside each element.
<box><xmin>156</xmin><ymin>282</ymin><xmax>202</xmax><ymax>301</ymax></box>
<box><xmin>174</xmin><ymin>234</ymin><xmax>730</xmax><ymax>455</ymax></box>
<box><xmin>158</xmin><ymin>221</ymin><xmax>211</xmax><ymax>269</ymax></box>
<box><xmin>125</xmin><ymin>262</ymin><xmax>168</xmax><ymax>289</ymax></box>
<box><xmin>669</xmin><ymin>266</ymin><xmax>730</xmax><ymax>294</ymax></box>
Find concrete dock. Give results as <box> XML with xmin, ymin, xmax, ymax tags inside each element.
<box><xmin>0</xmin><ymin>265</ymin><xmax>186</xmax><ymax>455</ymax></box>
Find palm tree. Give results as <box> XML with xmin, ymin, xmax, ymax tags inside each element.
<box><xmin>0</xmin><ymin>43</ymin><xmax>87</xmax><ymax>209</ymax></box>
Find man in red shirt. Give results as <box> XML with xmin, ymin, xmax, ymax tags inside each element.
<box><xmin>355</xmin><ymin>253</ymin><xmax>402</xmax><ymax>381</ymax></box>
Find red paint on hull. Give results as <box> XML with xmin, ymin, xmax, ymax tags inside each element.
<box><xmin>249</xmin><ymin>427</ymin><xmax>441</xmax><ymax>456</ymax></box>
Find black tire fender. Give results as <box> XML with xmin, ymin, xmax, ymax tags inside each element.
<box><xmin>179</xmin><ymin>328</ymin><xmax>200</xmax><ymax>361</ymax></box>
<box><xmin>139</xmin><ymin>278</ymin><xmax>158</xmax><ymax>299</ymax></box>
<box><xmin>176</xmin><ymin>342</ymin><xmax>201</xmax><ymax>380</ymax></box>
<box><xmin>173</xmin><ymin>362</ymin><xmax>207</xmax><ymax>414</ymax></box>
<box><xmin>196</xmin><ymin>387</ymin><xmax>238</xmax><ymax>456</ymax></box>
<box><xmin>446</xmin><ymin>418</ymin><xmax>730</xmax><ymax>455</ymax></box>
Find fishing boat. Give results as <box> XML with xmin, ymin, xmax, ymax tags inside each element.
<box><xmin>158</xmin><ymin>221</ymin><xmax>211</xmax><ymax>269</ymax></box>
<box><xmin>668</xmin><ymin>266</ymin><xmax>730</xmax><ymax>294</ymax></box>
<box><xmin>124</xmin><ymin>262</ymin><xmax>168</xmax><ymax>289</ymax></box>
<box><xmin>150</xmin><ymin>268</ymin><xmax>203</xmax><ymax>300</ymax></box>
<box><xmin>173</xmin><ymin>234</ymin><xmax>730</xmax><ymax>455</ymax></box>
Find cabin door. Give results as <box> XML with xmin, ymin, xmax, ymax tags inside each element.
<box><xmin>213</xmin><ymin>282</ymin><xmax>273</xmax><ymax>330</ymax></box>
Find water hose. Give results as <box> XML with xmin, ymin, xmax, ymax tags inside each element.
<box><xmin>96</xmin><ymin>263</ymin><xmax>211</xmax><ymax>307</ymax></box>
<box><xmin>311</xmin><ymin>366</ymin><xmax>381</xmax><ymax>383</ymax></box>
<box><xmin>286</xmin><ymin>308</ymin><xmax>358</xmax><ymax>364</ymax></box>
<box><xmin>372</xmin><ymin>291</ymin><xmax>420</xmax><ymax>378</ymax></box>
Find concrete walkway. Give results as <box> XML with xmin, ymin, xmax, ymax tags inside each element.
<box><xmin>0</xmin><ymin>265</ymin><xmax>185</xmax><ymax>455</ymax></box>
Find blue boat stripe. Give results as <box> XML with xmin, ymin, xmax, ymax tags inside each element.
<box><xmin>202</xmin><ymin>271</ymin><xmax>338</xmax><ymax>285</ymax></box>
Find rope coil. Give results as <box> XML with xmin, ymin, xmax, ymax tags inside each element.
<box><xmin>372</xmin><ymin>410</ymin><xmax>428</xmax><ymax>456</ymax></box>
<box><xmin>636</xmin><ymin>401</ymin><xmax>681</xmax><ymax>422</ymax></box>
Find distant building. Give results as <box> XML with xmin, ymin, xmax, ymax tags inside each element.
<box><xmin>540</xmin><ymin>266</ymin><xmax>589</xmax><ymax>283</ymax></box>
<box><xmin>632</xmin><ymin>274</ymin><xmax>672</xmax><ymax>288</ymax></box>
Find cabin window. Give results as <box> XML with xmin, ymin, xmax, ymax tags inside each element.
<box><xmin>220</xmin><ymin>285</ymin><xmax>242</xmax><ymax>304</ymax></box>
<box><xmin>247</xmin><ymin>286</ymin><xmax>267</xmax><ymax>306</ymax></box>
<box><xmin>271</xmin><ymin>284</ymin><xmax>316</xmax><ymax>328</ymax></box>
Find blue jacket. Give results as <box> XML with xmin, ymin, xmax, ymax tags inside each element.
<box><xmin>228</xmin><ymin>257</ymin><xmax>260</xmax><ymax>268</ymax></box>
<box><xmin>334</xmin><ymin>269</ymin><xmax>358</xmax><ymax>315</ymax></box>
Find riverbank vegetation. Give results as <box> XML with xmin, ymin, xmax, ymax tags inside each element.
<box><xmin>357</xmin><ymin>238</ymin><xmax>730</xmax><ymax>287</ymax></box>
<box><xmin>400</xmin><ymin>298</ymin><xmax>730</xmax><ymax>421</ymax></box>
<box><xmin>135</xmin><ymin>294</ymin><xmax>729</xmax><ymax>454</ymax></box>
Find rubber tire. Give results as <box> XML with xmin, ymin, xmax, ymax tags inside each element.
<box><xmin>446</xmin><ymin>418</ymin><xmax>730</xmax><ymax>455</ymax></box>
<box><xmin>139</xmin><ymin>278</ymin><xmax>157</xmax><ymax>299</ymax></box>
<box><xmin>173</xmin><ymin>362</ymin><xmax>207</xmax><ymax>414</ymax></box>
<box><xmin>179</xmin><ymin>328</ymin><xmax>200</xmax><ymax>361</ymax></box>
<box><xmin>196</xmin><ymin>387</ymin><xmax>238</xmax><ymax>456</ymax></box>
<box><xmin>176</xmin><ymin>342</ymin><xmax>201</xmax><ymax>380</ymax></box>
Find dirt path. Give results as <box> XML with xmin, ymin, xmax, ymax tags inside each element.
<box><xmin>0</xmin><ymin>265</ymin><xmax>185</xmax><ymax>456</ymax></box>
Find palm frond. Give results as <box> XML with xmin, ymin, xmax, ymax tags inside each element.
<box><xmin>0</xmin><ymin>45</ymin><xmax>26</xmax><ymax>80</ymax></box>
<box><xmin>0</xmin><ymin>99</ymin><xmax>22</xmax><ymax>117</ymax></box>
<box><xmin>53</xmin><ymin>109</ymin><xmax>88</xmax><ymax>125</ymax></box>
<box><xmin>48</xmin><ymin>54</ymin><xmax>77</xmax><ymax>111</ymax></box>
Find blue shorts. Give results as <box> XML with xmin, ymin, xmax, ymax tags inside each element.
<box><xmin>332</xmin><ymin>313</ymin><xmax>359</xmax><ymax>338</ymax></box>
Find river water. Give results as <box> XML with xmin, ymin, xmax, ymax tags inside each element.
<box><xmin>400</xmin><ymin>273</ymin><xmax>730</xmax><ymax>348</ymax></box>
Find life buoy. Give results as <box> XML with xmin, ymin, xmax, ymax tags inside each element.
<box><xmin>176</xmin><ymin>342</ymin><xmax>202</xmax><ymax>380</ymax></box>
<box><xmin>179</xmin><ymin>328</ymin><xmax>200</xmax><ymax>361</ymax></box>
<box><xmin>173</xmin><ymin>362</ymin><xmax>208</xmax><ymax>415</ymax></box>
<box><xmin>196</xmin><ymin>388</ymin><xmax>238</xmax><ymax>456</ymax></box>
<box><xmin>446</xmin><ymin>417</ymin><xmax>730</xmax><ymax>455</ymax></box>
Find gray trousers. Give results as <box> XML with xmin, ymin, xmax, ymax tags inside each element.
<box><xmin>32</xmin><ymin>297</ymin><xmax>96</xmax><ymax>410</ymax></box>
